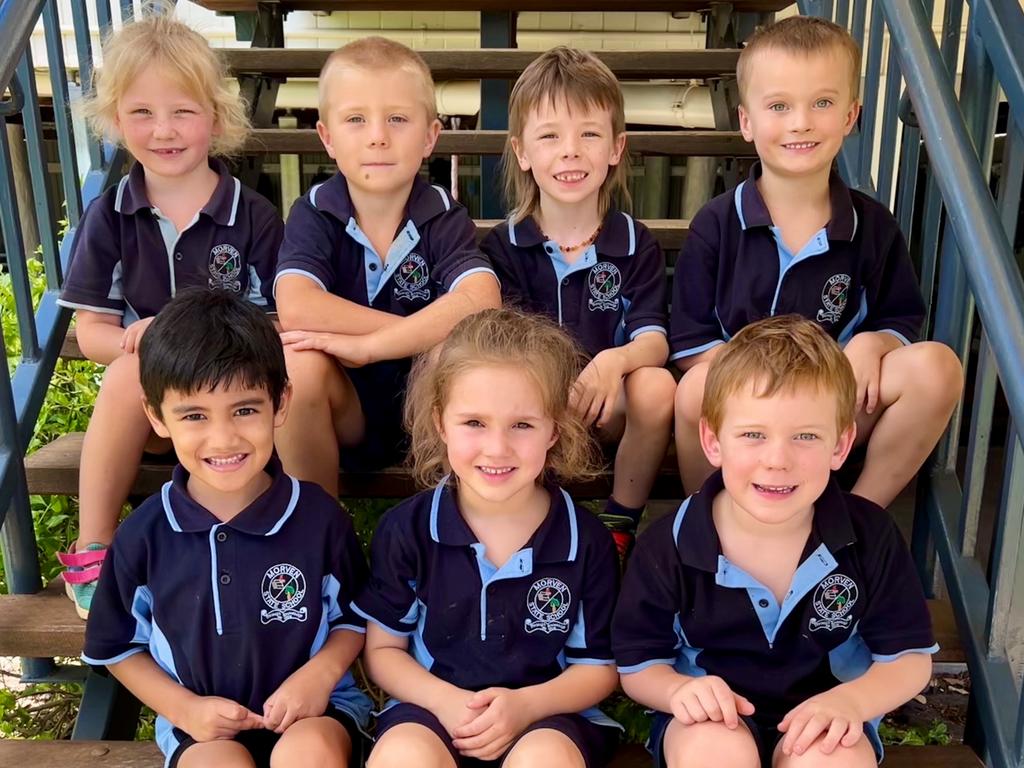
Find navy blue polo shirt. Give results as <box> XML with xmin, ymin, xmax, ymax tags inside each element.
<box><xmin>353</xmin><ymin>480</ymin><xmax>620</xmax><ymax>727</ymax></box>
<box><xmin>274</xmin><ymin>174</ymin><xmax>495</xmax><ymax>315</ymax></box>
<box><xmin>613</xmin><ymin>471</ymin><xmax>936</xmax><ymax>725</ymax></box>
<box><xmin>82</xmin><ymin>456</ymin><xmax>371</xmax><ymax>760</ymax></box>
<box><xmin>58</xmin><ymin>159</ymin><xmax>281</xmax><ymax>325</ymax></box>
<box><xmin>481</xmin><ymin>210</ymin><xmax>667</xmax><ymax>359</ymax></box>
<box><xmin>669</xmin><ymin>164</ymin><xmax>925</xmax><ymax>362</ymax></box>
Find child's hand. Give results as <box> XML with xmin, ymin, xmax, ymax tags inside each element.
<box><xmin>667</xmin><ymin>676</ymin><xmax>755</xmax><ymax>728</ymax></box>
<box><xmin>262</xmin><ymin>664</ymin><xmax>333</xmax><ymax>733</ymax></box>
<box><xmin>570</xmin><ymin>349</ymin><xmax>626</xmax><ymax>428</ymax></box>
<box><xmin>180</xmin><ymin>696</ymin><xmax>264</xmax><ymax>742</ymax></box>
<box><xmin>778</xmin><ymin>687</ymin><xmax>864</xmax><ymax>756</ymax></box>
<box><xmin>280</xmin><ymin>330</ymin><xmax>373</xmax><ymax>368</ymax></box>
<box><xmin>434</xmin><ymin>688</ymin><xmax>481</xmax><ymax>738</ymax></box>
<box><xmin>451</xmin><ymin>687</ymin><xmax>532</xmax><ymax>760</ymax></box>
<box><xmin>842</xmin><ymin>333</ymin><xmax>889</xmax><ymax>415</ymax></box>
<box><xmin>120</xmin><ymin>316</ymin><xmax>154</xmax><ymax>354</ymax></box>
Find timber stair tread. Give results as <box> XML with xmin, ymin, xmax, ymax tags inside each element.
<box><xmin>195</xmin><ymin>1</ymin><xmax>795</xmax><ymax>13</ymax></box>
<box><xmin>0</xmin><ymin>566</ymin><xmax>966</xmax><ymax>663</ymax></box>
<box><xmin>247</xmin><ymin>129</ymin><xmax>754</xmax><ymax>156</ymax></box>
<box><xmin>225</xmin><ymin>48</ymin><xmax>743</xmax><ymax>79</ymax></box>
<box><xmin>0</xmin><ymin>740</ymin><xmax>985</xmax><ymax>767</ymax></box>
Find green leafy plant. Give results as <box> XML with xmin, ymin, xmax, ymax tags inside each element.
<box><xmin>879</xmin><ymin>720</ymin><xmax>951</xmax><ymax>746</ymax></box>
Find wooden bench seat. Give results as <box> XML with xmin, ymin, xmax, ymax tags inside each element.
<box><xmin>248</xmin><ymin>129</ymin><xmax>754</xmax><ymax>157</ymax></box>
<box><xmin>0</xmin><ymin>738</ymin><xmax>983</xmax><ymax>767</ymax></box>
<box><xmin>225</xmin><ymin>48</ymin><xmax>743</xmax><ymax>80</ymax></box>
<box><xmin>194</xmin><ymin>1</ymin><xmax>796</xmax><ymax>13</ymax></box>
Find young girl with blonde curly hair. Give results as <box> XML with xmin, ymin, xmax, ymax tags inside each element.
<box><xmin>56</xmin><ymin>11</ymin><xmax>283</xmax><ymax>619</ymax></box>
<box><xmin>356</xmin><ymin>308</ymin><xmax>622</xmax><ymax>768</ymax></box>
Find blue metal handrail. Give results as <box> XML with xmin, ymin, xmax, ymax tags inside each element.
<box><xmin>801</xmin><ymin>1</ymin><xmax>1024</xmax><ymax>766</ymax></box>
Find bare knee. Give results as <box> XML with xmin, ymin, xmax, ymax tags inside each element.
<box><xmin>674</xmin><ymin>363</ymin><xmax>709</xmax><ymax>425</ymax></box>
<box><xmin>774</xmin><ymin>734</ymin><xmax>876</xmax><ymax>768</ymax></box>
<box><xmin>625</xmin><ymin>367</ymin><xmax>676</xmax><ymax>427</ymax></box>
<box><xmin>367</xmin><ymin>725</ymin><xmax>454</xmax><ymax>768</ymax></box>
<box><xmin>503</xmin><ymin>729</ymin><xmax>584</xmax><ymax>768</ymax></box>
<box><xmin>884</xmin><ymin>342</ymin><xmax>963</xmax><ymax>410</ymax></box>
<box><xmin>284</xmin><ymin>348</ymin><xmax>336</xmax><ymax>402</ymax></box>
<box><xmin>177</xmin><ymin>740</ymin><xmax>256</xmax><ymax>768</ymax></box>
<box><xmin>663</xmin><ymin>718</ymin><xmax>759</xmax><ymax>768</ymax></box>
<box><xmin>272</xmin><ymin>717</ymin><xmax>351</xmax><ymax>768</ymax></box>
<box><xmin>99</xmin><ymin>353</ymin><xmax>144</xmax><ymax>399</ymax></box>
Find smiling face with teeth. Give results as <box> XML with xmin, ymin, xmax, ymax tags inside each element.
<box><xmin>145</xmin><ymin>381</ymin><xmax>291</xmax><ymax>521</ymax></box>
<box><xmin>737</xmin><ymin>46</ymin><xmax>860</xmax><ymax>184</ymax></box>
<box><xmin>699</xmin><ymin>379</ymin><xmax>855</xmax><ymax>529</ymax></box>
<box><xmin>437</xmin><ymin>364</ymin><xmax>558</xmax><ymax>516</ymax></box>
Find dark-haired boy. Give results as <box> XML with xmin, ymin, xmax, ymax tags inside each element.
<box><xmin>616</xmin><ymin>315</ymin><xmax>936</xmax><ymax>768</ymax></box>
<box><xmin>671</xmin><ymin>16</ymin><xmax>962</xmax><ymax>508</ymax></box>
<box><xmin>82</xmin><ymin>289</ymin><xmax>370</xmax><ymax>768</ymax></box>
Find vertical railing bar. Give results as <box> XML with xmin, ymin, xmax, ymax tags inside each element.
<box><xmin>894</xmin><ymin>123</ymin><xmax>921</xmax><ymax>242</ymax></box>
<box><xmin>961</xmin><ymin>333</ymin><xmax>998</xmax><ymax>558</ymax></box>
<box><xmin>0</xmin><ymin>114</ymin><xmax>41</xmax><ymax>362</ymax></box>
<box><xmin>986</xmin><ymin>422</ymin><xmax>1021</xmax><ymax>663</ymax></box>
<box><xmin>938</xmin><ymin>0</ymin><xmax>964</xmax><ymax>79</ymax></box>
<box><xmin>120</xmin><ymin>0</ymin><xmax>134</xmax><ymax>22</ymax></box>
<box><xmin>917</xmin><ymin>164</ymin><xmax>943</xmax><ymax>329</ymax></box>
<box><xmin>16</xmin><ymin>50</ymin><xmax>61</xmax><ymax>288</ymax></box>
<box><xmin>851</xmin><ymin>0</ymin><xmax>867</xmax><ymax>59</ymax></box>
<box><xmin>876</xmin><ymin>45</ymin><xmax>902</xmax><ymax>207</ymax></box>
<box><xmin>995</xmin><ymin>117</ymin><xmax>1023</xmax><ymax>247</ymax></box>
<box><xmin>835</xmin><ymin>0</ymin><xmax>849</xmax><ymax>29</ymax></box>
<box><xmin>95</xmin><ymin>0</ymin><xmax>113</xmax><ymax>34</ymax></box>
<box><xmin>44</xmin><ymin>0</ymin><xmax>83</xmax><ymax>228</ymax></box>
<box><xmin>820</xmin><ymin>0</ymin><xmax>834</xmax><ymax>22</ymax></box>
<box><xmin>858</xmin><ymin>1</ymin><xmax>884</xmax><ymax>186</ymax></box>
<box><xmin>68</xmin><ymin>0</ymin><xmax>103</xmax><ymax>171</ymax></box>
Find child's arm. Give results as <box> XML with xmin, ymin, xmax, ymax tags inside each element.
<box><xmin>572</xmin><ymin>331</ymin><xmax>669</xmax><ymax>427</ymax></box>
<box><xmin>778</xmin><ymin>652</ymin><xmax>932</xmax><ymax>757</ymax></box>
<box><xmin>108</xmin><ymin>652</ymin><xmax>263</xmax><ymax>741</ymax></box>
<box><xmin>276</xmin><ymin>274</ymin><xmax>402</xmax><ymax>335</ymax></box>
<box><xmin>842</xmin><ymin>330</ymin><xmax>904</xmax><ymax>415</ymax></box>
<box><xmin>262</xmin><ymin>628</ymin><xmax>364</xmax><ymax>733</ymax></box>
<box><xmin>621</xmin><ymin>665</ymin><xmax>754</xmax><ymax>730</ymax></box>
<box><xmin>74</xmin><ymin>310</ymin><xmax>130</xmax><ymax>365</ymax></box>
<box><xmin>669</xmin><ymin>210</ymin><xmax>727</xmax><ymax>372</ymax></box>
<box><xmin>280</xmin><ymin>271</ymin><xmax>500</xmax><ymax>367</ymax></box>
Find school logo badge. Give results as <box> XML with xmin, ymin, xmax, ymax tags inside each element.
<box><xmin>808</xmin><ymin>573</ymin><xmax>858</xmax><ymax>632</ymax></box>
<box><xmin>816</xmin><ymin>273</ymin><xmax>851</xmax><ymax>323</ymax></box>
<box><xmin>587</xmin><ymin>262</ymin><xmax>621</xmax><ymax>312</ymax></box>
<box><xmin>524</xmin><ymin>577</ymin><xmax>572</xmax><ymax>634</ymax></box>
<box><xmin>208</xmin><ymin>244</ymin><xmax>242</xmax><ymax>292</ymax></box>
<box><xmin>394</xmin><ymin>252</ymin><xmax>431</xmax><ymax>301</ymax></box>
<box><xmin>260</xmin><ymin>563</ymin><xmax>308</xmax><ymax>625</ymax></box>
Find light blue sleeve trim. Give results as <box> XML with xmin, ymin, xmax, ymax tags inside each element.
<box><xmin>450</xmin><ymin>267</ymin><xmax>498</xmax><ymax>291</ymax></box>
<box><xmin>81</xmin><ymin>647</ymin><xmax>147</xmax><ymax>666</ymax></box>
<box><xmin>331</xmin><ymin>624</ymin><xmax>367</xmax><ymax>635</ymax></box>
<box><xmin>566</xmin><ymin>657</ymin><xmax>616</xmax><ymax>666</ymax></box>
<box><xmin>350</xmin><ymin>603</ymin><xmax>415</xmax><ymax>637</ymax></box>
<box><xmin>272</xmin><ymin>269</ymin><xmax>327</xmax><ymax>297</ymax></box>
<box><xmin>877</xmin><ymin>328</ymin><xmax>913</xmax><ymax>346</ymax></box>
<box><xmin>669</xmin><ymin>338</ymin><xmax>726</xmax><ymax>361</ymax></box>
<box><xmin>871</xmin><ymin>644</ymin><xmax>939</xmax><ymax>662</ymax></box>
<box><xmin>629</xmin><ymin>325</ymin><xmax>667</xmax><ymax>340</ymax></box>
<box><xmin>618</xmin><ymin>658</ymin><xmax>676</xmax><ymax>674</ymax></box>
<box><xmin>55</xmin><ymin>300</ymin><xmax>124</xmax><ymax>315</ymax></box>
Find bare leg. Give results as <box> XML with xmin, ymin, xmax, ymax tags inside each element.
<box><xmin>673</xmin><ymin>362</ymin><xmax>714</xmax><ymax>496</ymax></box>
<box><xmin>852</xmin><ymin>341</ymin><xmax>962</xmax><ymax>508</ymax></box>
<box><xmin>612</xmin><ymin>367</ymin><xmax>676</xmax><ymax>508</ymax></box>
<box><xmin>503</xmin><ymin>728</ymin><xmax>584</xmax><ymax>768</ymax></box>
<box><xmin>773</xmin><ymin>731</ymin><xmax>877</xmax><ymax>767</ymax></box>
<box><xmin>662</xmin><ymin>717</ymin><xmax>760</xmax><ymax>768</ymax></box>
<box><xmin>271</xmin><ymin>716</ymin><xmax>352</xmax><ymax>768</ymax></box>
<box><xmin>367</xmin><ymin>723</ymin><xmax>456</xmax><ymax>768</ymax></box>
<box><xmin>177</xmin><ymin>740</ymin><xmax>257</xmax><ymax>768</ymax></box>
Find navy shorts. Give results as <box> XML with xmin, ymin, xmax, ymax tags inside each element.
<box><xmin>168</xmin><ymin>706</ymin><xmax>367</xmax><ymax>768</ymax></box>
<box><xmin>344</xmin><ymin>359</ymin><xmax>410</xmax><ymax>471</ymax></box>
<box><xmin>648</xmin><ymin>711</ymin><xmax>883</xmax><ymax>768</ymax></box>
<box><xmin>375</xmin><ymin>702</ymin><xmax>620</xmax><ymax>768</ymax></box>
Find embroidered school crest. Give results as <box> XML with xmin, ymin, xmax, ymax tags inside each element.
<box><xmin>587</xmin><ymin>262</ymin><xmax>622</xmax><ymax>312</ymax></box>
<box><xmin>816</xmin><ymin>273</ymin><xmax>851</xmax><ymax>323</ymax></box>
<box><xmin>524</xmin><ymin>577</ymin><xmax>572</xmax><ymax>634</ymax></box>
<box><xmin>208</xmin><ymin>244</ymin><xmax>242</xmax><ymax>292</ymax></box>
<box><xmin>394</xmin><ymin>252</ymin><xmax>431</xmax><ymax>301</ymax></box>
<box><xmin>260</xmin><ymin>563</ymin><xmax>308</xmax><ymax>625</ymax></box>
<box><xmin>808</xmin><ymin>573</ymin><xmax>858</xmax><ymax>632</ymax></box>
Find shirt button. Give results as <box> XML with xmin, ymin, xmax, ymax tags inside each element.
<box><xmin>758</xmin><ymin>598</ymin><xmax>770</xmax><ymax>608</ymax></box>
<box><xmin>174</xmin><ymin>252</ymin><xmax>183</xmax><ymax>261</ymax></box>
<box><xmin>216</xmin><ymin>531</ymin><xmax>228</xmax><ymax>543</ymax></box>
<box><xmin>219</xmin><ymin>573</ymin><xmax>231</xmax><ymax>585</ymax></box>
<box><xmin>369</xmin><ymin>262</ymin><xmax>378</xmax><ymax>271</ymax></box>
<box><xmin>561</xmin><ymin>278</ymin><xmax>569</xmax><ymax>286</ymax></box>
<box><xmin>545</xmin><ymin>246</ymin><xmax>554</xmax><ymax>254</ymax></box>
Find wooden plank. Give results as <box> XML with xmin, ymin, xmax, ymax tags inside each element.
<box><xmin>0</xmin><ymin>740</ymin><xmax>983</xmax><ymax>768</ymax></box>
<box><xmin>248</xmin><ymin>129</ymin><xmax>754</xmax><ymax>156</ymax></box>
<box><xmin>225</xmin><ymin>48</ymin><xmax>742</xmax><ymax>79</ymax></box>
<box><xmin>194</xmin><ymin>1</ymin><xmax>795</xmax><ymax>12</ymax></box>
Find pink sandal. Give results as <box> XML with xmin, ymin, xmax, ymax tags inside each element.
<box><xmin>57</xmin><ymin>543</ymin><xmax>108</xmax><ymax>619</ymax></box>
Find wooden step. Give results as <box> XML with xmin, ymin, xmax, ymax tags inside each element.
<box><xmin>225</xmin><ymin>48</ymin><xmax>742</xmax><ymax>79</ymax></box>
<box><xmin>0</xmin><ymin>574</ymin><xmax>966</xmax><ymax>663</ymax></box>
<box><xmin>24</xmin><ymin>432</ymin><xmax>684</xmax><ymax>500</ymax></box>
<box><xmin>0</xmin><ymin>740</ymin><xmax>985</xmax><ymax>768</ymax></box>
<box><xmin>247</xmin><ymin>129</ymin><xmax>754</xmax><ymax>156</ymax></box>
<box><xmin>194</xmin><ymin>1</ymin><xmax>795</xmax><ymax>13</ymax></box>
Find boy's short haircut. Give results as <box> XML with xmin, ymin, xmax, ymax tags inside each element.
<box><xmin>702</xmin><ymin>315</ymin><xmax>856</xmax><ymax>434</ymax></box>
<box><xmin>504</xmin><ymin>46</ymin><xmax>630</xmax><ymax>223</ymax></box>
<box><xmin>139</xmin><ymin>288</ymin><xmax>287</xmax><ymax>417</ymax></box>
<box><xmin>84</xmin><ymin>12</ymin><xmax>250</xmax><ymax>156</ymax></box>
<box><xmin>318</xmin><ymin>36</ymin><xmax>437</xmax><ymax>122</ymax></box>
<box><xmin>737</xmin><ymin>16</ymin><xmax>862</xmax><ymax>106</ymax></box>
